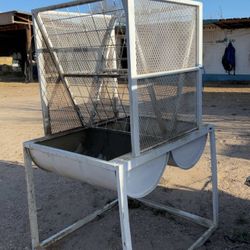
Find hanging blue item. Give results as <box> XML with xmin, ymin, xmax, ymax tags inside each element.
<box><xmin>222</xmin><ymin>42</ymin><xmax>236</xmax><ymax>75</ymax></box>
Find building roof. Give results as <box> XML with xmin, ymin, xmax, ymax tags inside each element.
<box><xmin>204</xmin><ymin>17</ymin><xmax>250</xmax><ymax>29</ymax></box>
<box><xmin>0</xmin><ymin>10</ymin><xmax>31</xmax><ymax>16</ymax></box>
<box><xmin>0</xmin><ymin>10</ymin><xmax>31</xmax><ymax>26</ymax></box>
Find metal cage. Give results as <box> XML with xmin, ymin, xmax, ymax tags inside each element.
<box><xmin>33</xmin><ymin>0</ymin><xmax>202</xmax><ymax>155</ymax></box>
<box><xmin>24</xmin><ymin>1</ymin><xmax>218</xmax><ymax>249</ymax></box>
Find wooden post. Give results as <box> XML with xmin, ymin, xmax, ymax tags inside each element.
<box><xmin>26</xmin><ymin>24</ymin><xmax>33</xmax><ymax>82</ymax></box>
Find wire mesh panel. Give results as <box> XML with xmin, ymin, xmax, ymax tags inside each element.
<box><xmin>137</xmin><ymin>71</ymin><xmax>198</xmax><ymax>151</ymax></box>
<box><xmin>34</xmin><ymin>0</ymin><xmax>129</xmax><ymax>135</ymax></box>
<box><xmin>34</xmin><ymin>19</ymin><xmax>83</xmax><ymax>134</ymax></box>
<box><xmin>129</xmin><ymin>0</ymin><xmax>201</xmax><ymax>152</ymax></box>
<box><xmin>134</xmin><ymin>0</ymin><xmax>198</xmax><ymax>75</ymax></box>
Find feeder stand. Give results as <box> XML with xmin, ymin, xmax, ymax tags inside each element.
<box><xmin>24</xmin><ymin>0</ymin><xmax>218</xmax><ymax>249</ymax></box>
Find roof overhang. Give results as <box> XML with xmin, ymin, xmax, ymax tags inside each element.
<box><xmin>0</xmin><ymin>11</ymin><xmax>32</xmax><ymax>26</ymax></box>
<box><xmin>204</xmin><ymin>18</ymin><xmax>250</xmax><ymax>30</ymax></box>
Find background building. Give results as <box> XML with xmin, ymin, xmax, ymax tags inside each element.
<box><xmin>0</xmin><ymin>11</ymin><xmax>34</xmax><ymax>82</ymax></box>
<box><xmin>203</xmin><ymin>18</ymin><xmax>250</xmax><ymax>82</ymax></box>
<box><xmin>1</xmin><ymin>12</ymin><xmax>250</xmax><ymax>83</ymax></box>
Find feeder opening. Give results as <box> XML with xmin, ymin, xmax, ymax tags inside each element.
<box><xmin>38</xmin><ymin>126</ymin><xmax>132</xmax><ymax>161</ymax></box>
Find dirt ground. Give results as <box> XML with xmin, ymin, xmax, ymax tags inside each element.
<box><xmin>0</xmin><ymin>82</ymin><xmax>249</xmax><ymax>250</ymax></box>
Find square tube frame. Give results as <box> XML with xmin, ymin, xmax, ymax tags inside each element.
<box><xmin>24</xmin><ymin>127</ymin><xmax>218</xmax><ymax>250</ymax></box>
<box><xmin>33</xmin><ymin>0</ymin><xmax>203</xmax><ymax>157</ymax></box>
<box><xmin>126</xmin><ymin>0</ymin><xmax>203</xmax><ymax>157</ymax></box>
<box><xmin>26</xmin><ymin>1</ymin><xmax>217</xmax><ymax>249</ymax></box>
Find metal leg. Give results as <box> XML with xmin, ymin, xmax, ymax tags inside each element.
<box><xmin>209</xmin><ymin>127</ymin><xmax>219</xmax><ymax>227</ymax></box>
<box><xmin>24</xmin><ymin>147</ymin><xmax>40</xmax><ymax>250</ymax></box>
<box><xmin>188</xmin><ymin>127</ymin><xmax>219</xmax><ymax>249</ymax></box>
<box><xmin>137</xmin><ymin>129</ymin><xmax>219</xmax><ymax>250</ymax></box>
<box><xmin>116</xmin><ymin>165</ymin><xmax>132</xmax><ymax>250</ymax></box>
<box><xmin>24</xmin><ymin>146</ymin><xmax>118</xmax><ymax>249</ymax></box>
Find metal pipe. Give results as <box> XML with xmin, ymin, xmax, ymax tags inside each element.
<box><xmin>24</xmin><ymin>148</ymin><xmax>40</xmax><ymax>250</ymax></box>
<box><xmin>32</xmin><ymin>0</ymin><xmax>101</xmax><ymax>14</ymax></box>
<box><xmin>116</xmin><ymin>165</ymin><xmax>133</xmax><ymax>250</ymax></box>
<box><xmin>40</xmin><ymin>199</ymin><xmax>118</xmax><ymax>248</ymax></box>
<box><xmin>126</xmin><ymin>0</ymin><xmax>141</xmax><ymax>157</ymax></box>
<box><xmin>138</xmin><ymin>198</ymin><xmax>213</xmax><ymax>228</ymax></box>
<box><xmin>196</xmin><ymin>2</ymin><xmax>203</xmax><ymax>128</ymax></box>
<box><xmin>209</xmin><ymin>127</ymin><xmax>219</xmax><ymax>227</ymax></box>
<box><xmin>153</xmin><ymin>0</ymin><xmax>202</xmax><ymax>8</ymax></box>
<box><xmin>32</xmin><ymin>17</ymin><xmax>51</xmax><ymax>135</ymax></box>
<box><xmin>63</xmin><ymin>73</ymin><xmax>127</xmax><ymax>78</ymax></box>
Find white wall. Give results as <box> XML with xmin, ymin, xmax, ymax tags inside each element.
<box><xmin>203</xmin><ymin>26</ymin><xmax>250</xmax><ymax>75</ymax></box>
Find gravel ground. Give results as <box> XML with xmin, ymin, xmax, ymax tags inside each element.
<box><xmin>0</xmin><ymin>82</ymin><xmax>249</xmax><ymax>250</ymax></box>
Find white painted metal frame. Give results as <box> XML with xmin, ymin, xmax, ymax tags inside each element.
<box><xmin>126</xmin><ymin>0</ymin><xmax>140</xmax><ymax>157</ymax></box>
<box><xmin>196</xmin><ymin>2</ymin><xmax>203</xmax><ymax>128</ymax></box>
<box><xmin>32</xmin><ymin>0</ymin><xmax>102</xmax><ymax>15</ymax></box>
<box><xmin>24</xmin><ymin>125</ymin><xmax>218</xmax><ymax>250</ymax></box>
<box><xmin>33</xmin><ymin>17</ymin><xmax>50</xmax><ymax>135</ymax></box>
<box><xmin>25</xmin><ymin>1</ymin><xmax>218</xmax><ymax>249</ymax></box>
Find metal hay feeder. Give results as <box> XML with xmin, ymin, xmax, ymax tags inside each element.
<box><xmin>24</xmin><ymin>0</ymin><xmax>219</xmax><ymax>249</ymax></box>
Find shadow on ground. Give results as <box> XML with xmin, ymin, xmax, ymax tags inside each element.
<box><xmin>0</xmin><ymin>161</ymin><xmax>249</xmax><ymax>250</ymax></box>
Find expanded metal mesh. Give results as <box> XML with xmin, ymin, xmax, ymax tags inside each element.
<box><xmin>133</xmin><ymin>0</ymin><xmax>199</xmax><ymax>151</ymax></box>
<box><xmin>137</xmin><ymin>71</ymin><xmax>198</xmax><ymax>151</ymax></box>
<box><xmin>134</xmin><ymin>0</ymin><xmax>198</xmax><ymax>75</ymax></box>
